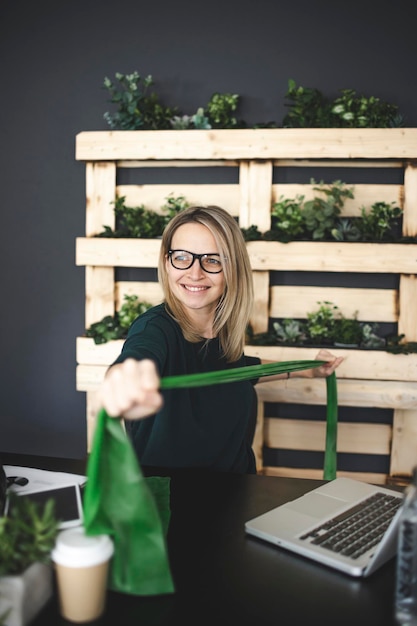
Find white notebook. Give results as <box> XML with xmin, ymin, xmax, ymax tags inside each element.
<box><xmin>245</xmin><ymin>477</ymin><xmax>404</xmax><ymax>577</ymax></box>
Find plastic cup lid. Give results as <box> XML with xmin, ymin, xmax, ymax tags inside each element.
<box><xmin>52</xmin><ymin>527</ymin><xmax>114</xmax><ymax>567</ymax></box>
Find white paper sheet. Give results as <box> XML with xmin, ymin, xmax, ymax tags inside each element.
<box><xmin>4</xmin><ymin>465</ymin><xmax>87</xmax><ymax>495</ymax></box>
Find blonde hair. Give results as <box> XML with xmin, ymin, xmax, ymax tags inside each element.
<box><xmin>158</xmin><ymin>205</ymin><xmax>254</xmax><ymax>362</ymax></box>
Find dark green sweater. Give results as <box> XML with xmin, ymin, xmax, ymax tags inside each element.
<box><xmin>113</xmin><ymin>304</ymin><xmax>260</xmax><ymax>473</ymax></box>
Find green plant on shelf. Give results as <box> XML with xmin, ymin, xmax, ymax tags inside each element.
<box><xmin>96</xmin><ymin>194</ymin><xmax>189</xmax><ymax>239</ymax></box>
<box><xmin>282</xmin><ymin>79</ymin><xmax>404</xmax><ymax>128</ymax></box>
<box><xmin>247</xmin><ymin>301</ymin><xmax>399</xmax><ymax>351</ymax></box>
<box><xmin>103</xmin><ymin>72</ymin><xmax>177</xmax><ymax>131</ymax></box>
<box><xmin>85</xmin><ymin>295</ymin><xmax>153</xmax><ymax>344</ymax></box>
<box><xmin>267</xmin><ymin>195</ymin><xmax>305</xmax><ymax>242</ymax></box>
<box><xmin>302</xmin><ymin>179</ymin><xmax>354</xmax><ymax>240</ymax></box>
<box><xmin>357</xmin><ymin>201</ymin><xmax>403</xmax><ymax>241</ymax></box>
<box><xmin>205</xmin><ymin>92</ymin><xmax>241</xmax><ymax>129</ymax></box>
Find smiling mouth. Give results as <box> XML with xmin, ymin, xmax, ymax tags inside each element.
<box><xmin>182</xmin><ymin>284</ymin><xmax>209</xmax><ymax>292</ymax></box>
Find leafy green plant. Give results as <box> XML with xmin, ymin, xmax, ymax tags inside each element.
<box><xmin>282</xmin><ymin>79</ymin><xmax>404</xmax><ymax>128</ymax></box>
<box><xmin>267</xmin><ymin>195</ymin><xmax>305</xmax><ymax>242</ymax></box>
<box><xmin>103</xmin><ymin>72</ymin><xmax>177</xmax><ymax>130</ymax></box>
<box><xmin>97</xmin><ymin>194</ymin><xmax>189</xmax><ymax>239</ymax></box>
<box><xmin>302</xmin><ymin>180</ymin><xmax>354</xmax><ymax>240</ymax></box>
<box><xmin>0</xmin><ymin>493</ymin><xmax>59</xmax><ymax>576</ymax></box>
<box><xmin>331</xmin><ymin>217</ymin><xmax>362</xmax><ymax>242</ymax></box>
<box><xmin>272</xmin><ymin>319</ymin><xmax>307</xmax><ymax>344</ymax></box>
<box><xmin>331</xmin><ymin>89</ymin><xmax>404</xmax><ymax>128</ymax></box>
<box><xmin>357</xmin><ymin>201</ymin><xmax>403</xmax><ymax>241</ymax></box>
<box><xmin>170</xmin><ymin>107</ymin><xmax>212</xmax><ymax>130</ymax></box>
<box><xmin>205</xmin><ymin>93</ymin><xmax>241</xmax><ymax>128</ymax></box>
<box><xmin>282</xmin><ymin>79</ymin><xmax>333</xmax><ymax>128</ymax></box>
<box><xmin>86</xmin><ymin>295</ymin><xmax>153</xmax><ymax>344</ymax></box>
<box><xmin>332</xmin><ymin>315</ymin><xmax>363</xmax><ymax>345</ymax></box>
<box><xmin>305</xmin><ymin>301</ymin><xmax>338</xmax><ymax>343</ymax></box>
<box><xmin>240</xmin><ymin>224</ymin><xmax>263</xmax><ymax>241</ymax></box>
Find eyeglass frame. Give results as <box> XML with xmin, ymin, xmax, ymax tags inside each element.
<box><xmin>167</xmin><ymin>249</ymin><xmax>223</xmax><ymax>274</ymax></box>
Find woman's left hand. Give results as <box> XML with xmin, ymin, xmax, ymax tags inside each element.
<box><xmin>312</xmin><ymin>349</ymin><xmax>344</xmax><ymax>378</ymax></box>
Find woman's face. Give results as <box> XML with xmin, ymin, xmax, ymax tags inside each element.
<box><xmin>165</xmin><ymin>222</ymin><xmax>225</xmax><ymax>318</ymax></box>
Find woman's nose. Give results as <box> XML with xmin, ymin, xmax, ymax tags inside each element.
<box><xmin>187</xmin><ymin>258</ymin><xmax>204</xmax><ymax>278</ymax></box>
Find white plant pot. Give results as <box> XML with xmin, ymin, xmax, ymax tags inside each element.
<box><xmin>0</xmin><ymin>562</ymin><xmax>52</xmax><ymax>626</ymax></box>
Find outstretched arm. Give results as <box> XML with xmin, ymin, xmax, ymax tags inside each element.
<box><xmin>99</xmin><ymin>358</ymin><xmax>163</xmax><ymax>420</ymax></box>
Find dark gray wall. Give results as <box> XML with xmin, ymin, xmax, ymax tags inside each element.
<box><xmin>1</xmin><ymin>0</ymin><xmax>416</xmax><ymax>459</ymax></box>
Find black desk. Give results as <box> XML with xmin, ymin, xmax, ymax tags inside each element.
<box><xmin>1</xmin><ymin>453</ymin><xmax>401</xmax><ymax>626</ymax></box>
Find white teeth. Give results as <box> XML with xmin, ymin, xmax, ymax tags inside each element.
<box><xmin>183</xmin><ymin>285</ymin><xmax>207</xmax><ymax>292</ymax></box>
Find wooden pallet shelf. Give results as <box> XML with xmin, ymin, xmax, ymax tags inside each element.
<box><xmin>75</xmin><ymin>128</ymin><xmax>417</xmax><ymax>484</ymax></box>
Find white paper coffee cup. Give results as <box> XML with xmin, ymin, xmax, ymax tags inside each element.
<box><xmin>52</xmin><ymin>527</ymin><xmax>114</xmax><ymax>623</ymax></box>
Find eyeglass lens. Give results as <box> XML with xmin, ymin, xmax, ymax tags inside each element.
<box><xmin>169</xmin><ymin>250</ymin><xmax>222</xmax><ymax>273</ymax></box>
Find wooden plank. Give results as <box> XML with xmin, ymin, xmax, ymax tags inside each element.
<box><xmin>261</xmin><ymin>466</ymin><xmax>388</xmax><ymax>484</ymax></box>
<box><xmin>77</xmin><ymin>364</ymin><xmax>108</xmax><ymax>391</ymax></box>
<box><xmin>390</xmin><ymin>408</ymin><xmax>417</xmax><ymax>477</ymax></box>
<box><xmin>264</xmin><ymin>417</ymin><xmax>391</xmax><ymax>455</ymax></box>
<box><xmin>76</xmin><ymin>238</ymin><xmax>417</xmax><ymax>274</ymax></box>
<box><xmin>247</xmin><ymin>345</ymin><xmax>417</xmax><ymax>382</ymax></box>
<box><xmin>75</xmin><ymin>129</ymin><xmax>417</xmax><ymax>161</ymax></box>
<box><xmin>76</xmin><ymin>340</ymin><xmax>417</xmax><ymax>387</ymax></box>
<box><xmin>77</xmin><ymin>358</ymin><xmax>417</xmax><ymax>409</ymax></box>
<box><xmin>115</xmin><ymin>281</ymin><xmax>163</xmax><ymax>308</ymax></box>
<box><xmin>271</xmin><ymin>183</ymin><xmax>402</xmax><ymax>217</ymax></box>
<box><xmin>86</xmin><ymin>391</ymin><xmax>101</xmax><ymax>452</ymax></box>
<box><xmin>239</xmin><ymin>161</ymin><xmax>273</xmax><ymax>230</ymax></box>
<box><xmin>252</xmin><ymin>396</ymin><xmax>265</xmax><ymax>472</ymax></box>
<box><xmin>116</xmin><ymin>184</ymin><xmax>240</xmax><ymax>215</ymax></box>
<box><xmin>269</xmin><ymin>285</ymin><xmax>398</xmax><ymax>322</ymax></box>
<box><xmin>399</xmin><ymin>275</ymin><xmax>417</xmax><ymax>341</ymax></box>
<box><xmin>256</xmin><ymin>377</ymin><xmax>417</xmax><ymax>409</ymax></box>
<box><xmin>250</xmin><ymin>272</ymin><xmax>269</xmax><ymax>334</ymax></box>
<box><xmin>246</xmin><ymin>240</ymin><xmax>417</xmax><ymax>273</ymax></box>
<box><xmin>85</xmin><ymin>266</ymin><xmax>115</xmax><ymax>327</ymax></box>
<box><xmin>76</xmin><ymin>237</ymin><xmax>161</xmax><ymax>268</ymax></box>
<box><xmin>85</xmin><ymin>162</ymin><xmax>116</xmax><ymax>236</ymax></box>
<box><xmin>403</xmin><ymin>162</ymin><xmax>417</xmax><ymax>237</ymax></box>
<box><xmin>77</xmin><ymin>338</ymin><xmax>123</xmax><ymax>366</ymax></box>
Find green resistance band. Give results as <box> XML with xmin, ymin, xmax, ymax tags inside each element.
<box><xmin>161</xmin><ymin>360</ymin><xmax>338</xmax><ymax>480</ymax></box>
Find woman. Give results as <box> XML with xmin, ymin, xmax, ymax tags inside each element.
<box><xmin>99</xmin><ymin>205</ymin><xmax>343</xmax><ymax>473</ymax></box>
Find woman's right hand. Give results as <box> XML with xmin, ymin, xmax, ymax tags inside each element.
<box><xmin>98</xmin><ymin>358</ymin><xmax>163</xmax><ymax>420</ymax></box>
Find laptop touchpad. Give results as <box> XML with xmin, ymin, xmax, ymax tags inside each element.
<box><xmin>286</xmin><ymin>492</ymin><xmax>345</xmax><ymax>519</ymax></box>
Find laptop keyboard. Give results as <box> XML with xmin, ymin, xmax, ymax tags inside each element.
<box><xmin>299</xmin><ymin>491</ymin><xmax>402</xmax><ymax>559</ymax></box>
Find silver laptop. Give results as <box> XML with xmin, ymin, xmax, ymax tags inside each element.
<box><xmin>245</xmin><ymin>477</ymin><xmax>404</xmax><ymax>577</ymax></box>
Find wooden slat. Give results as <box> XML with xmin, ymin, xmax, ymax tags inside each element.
<box><xmin>255</xmin><ymin>377</ymin><xmax>417</xmax><ymax>409</ymax></box>
<box><xmin>76</xmin><ymin>128</ymin><xmax>417</xmax><ymax>161</ymax></box>
<box><xmin>76</xmin><ymin>238</ymin><xmax>417</xmax><ymax>274</ymax></box>
<box><xmin>115</xmin><ymin>281</ymin><xmax>163</xmax><ymax>308</ymax></box>
<box><xmin>399</xmin><ymin>275</ymin><xmax>417</xmax><ymax>341</ymax></box>
<box><xmin>76</xmin><ymin>237</ymin><xmax>161</xmax><ymax>268</ymax></box>
<box><xmin>116</xmin><ymin>184</ymin><xmax>240</xmax><ymax>215</ymax></box>
<box><xmin>247</xmin><ymin>240</ymin><xmax>417</xmax><ymax>273</ymax></box>
<box><xmin>77</xmin><ymin>364</ymin><xmax>108</xmax><ymax>391</ymax></box>
<box><xmin>270</xmin><ymin>285</ymin><xmax>398</xmax><ymax>322</ymax></box>
<box><xmin>85</xmin><ymin>266</ymin><xmax>115</xmax><ymax>327</ymax></box>
<box><xmin>77</xmin><ymin>338</ymin><xmax>123</xmax><ymax>366</ymax></box>
<box><xmin>246</xmin><ymin>345</ymin><xmax>417</xmax><ymax>382</ymax></box>
<box><xmin>264</xmin><ymin>417</ymin><xmax>391</xmax><ymax>455</ymax></box>
<box><xmin>250</xmin><ymin>272</ymin><xmax>269</xmax><ymax>334</ymax></box>
<box><xmin>403</xmin><ymin>162</ymin><xmax>417</xmax><ymax>237</ymax></box>
<box><xmin>86</xmin><ymin>390</ymin><xmax>101</xmax><ymax>452</ymax></box>
<box><xmin>390</xmin><ymin>408</ymin><xmax>417</xmax><ymax>476</ymax></box>
<box><xmin>261</xmin><ymin>466</ymin><xmax>388</xmax><ymax>485</ymax></box>
<box><xmin>239</xmin><ymin>161</ymin><xmax>273</xmax><ymax>230</ymax></box>
<box><xmin>85</xmin><ymin>162</ymin><xmax>116</xmax><ymax>236</ymax></box>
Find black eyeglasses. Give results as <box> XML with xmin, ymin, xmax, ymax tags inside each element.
<box><xmin>168</xmin><ymin>249</ymin><xmax>223</xmax><ymax>274</ymax></box>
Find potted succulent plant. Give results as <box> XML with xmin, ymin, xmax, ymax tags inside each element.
<box><xmin>0</xmin><ymin>492</ymin><xmax>59</xmax><ymax>626</ymax></box>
